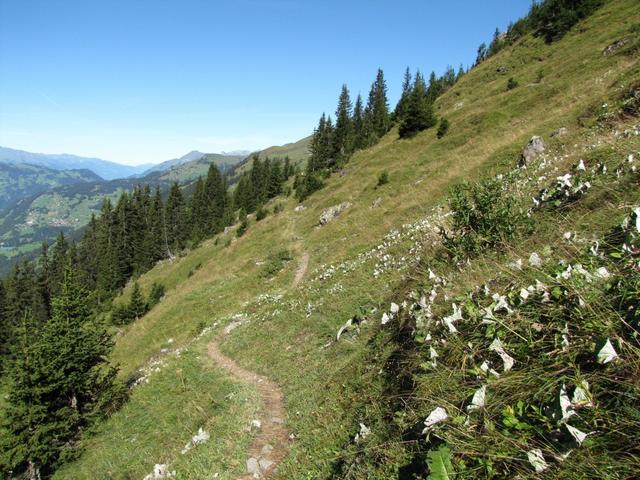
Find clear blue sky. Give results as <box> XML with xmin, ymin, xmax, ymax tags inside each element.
<box><xmin>0</xmin><ymin>0</ymin><xmax>532</xmax><ymax>165</ymax></box>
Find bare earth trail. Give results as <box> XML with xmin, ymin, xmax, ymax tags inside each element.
<box><xmin>208</xmin><ymin>337</ymin><xmax>290</xmax><ymax>479</ymax></box>
<box><xmin>205</xmin><ymin>251</ymin><xmax>309</xmax><ymax>478</ymax></box>
<box><xmin>292</xmin><ymin>252</ymin><xmax>310</xmax><ymax>288</ymax></box>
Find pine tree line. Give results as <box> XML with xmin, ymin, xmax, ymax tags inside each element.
<box><xmin>233</xmin><ymin>155</ymin><xmax>294</xmax><ymax>214</ymax></box>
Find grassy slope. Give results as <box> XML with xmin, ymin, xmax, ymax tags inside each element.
<box><xmin>52</xmin><ymin>1</ymin><xmax>639</xmax><ymax>478</ymax></box>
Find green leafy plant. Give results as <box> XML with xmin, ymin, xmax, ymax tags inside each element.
<box><xmin>427</xmin><ymin>446</ymin><xmax>455</xmax><ymax>480</ymax></box>
<box><xmin>437</xmin><ymin>118</ymin><xmax>450</xmax><ymax>139</ymax></box>
<box><xmin>440</xmin><ymin>178</ymin><xmax>531</xmax><ymax>259</ymax></box>
<box><xmin>377</xmin><ymin>171</ymin><xmax>390</xmax><ymax>187</ymax></box>
<box><xmin>259</xmin><ymin>249</ymin><xmax>292</xmax><ymax>278</ymax></box>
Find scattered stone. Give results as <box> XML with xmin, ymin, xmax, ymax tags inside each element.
<box><xmin>247</xmin><ymin>457</ymin><xmax>261</xmax><ymax>476</ymax></box>
<box><xmin>261</xmin><ymin>444</ymin><xmax>274</xmax><ymax>455</ymax></box>
<box><xmin>259</xmin><ymin>458</ymin><xmax>274</xmax><ymax>472</ymax></box>
<box><xmin>496</xmin><ymin>65</ymin><xmax>508</xmax><ymax>74</ymax></box>
<box><xmin>519</xmin><ymin>136</ymin><xmax>546</xmax><ymax>167</ymax></box>
<box><xmin>371</xmin><ymin>197</ymin><xmax>382</xmax><ymax>209</ymax></box>
<box><xmin>319</xmin><ymin>202</ymin><xmax>352</xmax><ymax>225</ymax></box>
<box><xmin>143</xmin><ymin>464</ymin><xmax>176</xmax><ymax>480</ymax></box>
<box><xmin>250</xmin><ymin>419</ymin><xmax>262</xmax><ymax>430</ymax></box>
<box><xmin>551</xmin><ymin>127</ymin><xmax>569</xmax><ymax>137</ymax></box>
<box><xmin>224</xmin><ymin>320</ymin><xmax>243</xmax><ymax>334</ymax></box>
<box><xmin>294</xmin><ymin>205</ymin><xmax>306</xmax><ymax>212</ymax></box>
<box><xmin>603</xmin><ymin>38</ymin><xmax>631</xmax><ymax>56</ymax></box>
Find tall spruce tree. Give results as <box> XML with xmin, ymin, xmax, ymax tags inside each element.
<box><xmin>1</xmin><ymin>266</ymin><xmax>122</xmax><ymax>478</ymax></box>
<box><xmin>331</xmin><ymin>84</ymin><xmax>354</xmax><ymax>166</ymax></box>
<box><xmin>399</xmin><ymin>71</ymin><xmax>437</xmax><ymax>138</ymax></box>
<box><xmin>395</xmin><ymin>66</ymin><xmax>412</xmax><ymax>121</ymax></box>
<box><xmin>352</xmin><ymin>94</ymin><xmax>366</xmax><ymax>150</ymax></box>
<box><xmin>367</xmin><ymin>68</ymin><xmax>390</xmax><ymax>138</ymax></box>
<box><xmin>164</xmin><ymin>182</ymin><xmax>187</xmax><ymax>254</ymax></box>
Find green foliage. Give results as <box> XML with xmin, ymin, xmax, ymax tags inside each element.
<box><xmin>441</xmin><ymin>178</ymin><xmax>532</xmax><ymax>259</ymax></box>
<box><xmin>236</xmin><ymin>210</ymin><xmax>249</xmax><ymax>238</ymax></box>
<box><xmin>531</xmin><ymin>0</ymin><xmax>604</xmax><ymax>43</ymax></box>
<box><xmin>233</xmin><ymin>156</ymin><xmax>288</xmax><ymax>214</ymax></box>
<box><xmin>1</xmin><ymin>267</ymin><xmax>125</xmax><ymax>478</ymax></box>
<box><xmin>259</xmin><ymin>249</ymin><xmax>292</xmax><ymax>278</ymax></box>
<box><xmin>376</xmin><ymin>171</ymin><xmax>390</xmax><ymax>187</ymax></box>
<box><xmin>111</xmin><ymin>281</ymin><xmax>151</xmax><ymax>325</ymax></box>
<box><xmin>427</xmin><ymin>446</ymin><xmax>455</xmax><ymax>480</ymax></box>
<box><xmin>399</xmin><ymin>71</ymin><xmax>437</xmax><ymax>138</ymax></box>
<box><xmin>148</xmin><ymin>282</ymin><xmax>165</xmax><ymax>308</ymax></box>
<box><xmin>255</xmin><ymin>204</ymin><xmax>267</xmax><ymax>221</ymax></box>
<box><xmin>295</xmin><ymin>172</ymin><xmax>324</xmax><ymax>202</ymax></box>
<box><xmin>507</xmin><ymin>77</ymin><xmax>519</xmax><ymax>90</ymax></box>
<box><xmin>437</xmin><ymin>118</ymin><xmax>450</xmax><ymax>139</ymax></box>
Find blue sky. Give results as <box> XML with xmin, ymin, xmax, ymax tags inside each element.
<box><xmin>0</xmin><ymin>0</ymin><xmax>532</xmax><ymax>165</ymax></box>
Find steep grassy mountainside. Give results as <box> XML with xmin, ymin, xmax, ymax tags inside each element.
<box><xmin>0</xmin><ymin>162</ymin><xmax>101</xmax><ymax>211</ymax></box>
<box><xmin>0</xmin><ymin>146</ymin><xmax>151</xmax><ymax>180</ymax></box>
<box><xmin>39</xmin><ymin>1</ymin><xmax>640</xmax><ymax>478</ymax></box>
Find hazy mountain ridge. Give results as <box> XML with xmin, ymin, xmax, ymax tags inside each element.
<box><xmin>0</xmin><ymin>146</ymin><xmax>152</xmax><ymax>180</ymax></box>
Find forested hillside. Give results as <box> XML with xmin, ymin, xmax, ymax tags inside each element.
<box><xmin>1</xmin><ymin>0</ymin><xmax>639</xmax><ymax>479</ymax></box>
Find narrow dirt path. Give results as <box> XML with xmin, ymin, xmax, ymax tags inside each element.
<box><xmin>292</xmin><ymin>252</ymin><xmax>309</xmax><ymax>288</ymax></box>
<box><xmin>208</xmin><ymin>336</ymin><xmax>289</xmax><ymax>479</ymax></box>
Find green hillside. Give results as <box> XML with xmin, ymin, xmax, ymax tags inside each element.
<box><xmin>4</xmin><ymin>1</ymin><xmax>640</xmax><ymax>479</ymax></box>
<box><xmin>0</xmin><ymin>163</ymin><xmax>101</xmax><ymax>211</ymax></box>
<box><xmin>0</xmin><ymin>154</ymin><xmax>243</xmax><ymax>264</ymax></box>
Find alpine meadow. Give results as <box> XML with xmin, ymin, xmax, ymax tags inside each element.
<box><xmin>1</xmin><ymin>0</ymin><xmax>640</xmax><ymax>479</ymax></box>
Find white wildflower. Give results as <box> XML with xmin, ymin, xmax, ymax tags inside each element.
<box><xmin>566</xmin><ymin>424</ymin><xmax>590</xmax><ymax>446</ymax></box>
<box><xmin>467</xmin><ymin>385</ymin><xmax>486</xmax><ymax>412</ymax></box>
<box><xmin>442</xmin><ymin>303</ymin><xmax>463</xmax><ymax>333</ymax></box>
<box><xmin>421</xmin><ymin>407</ymin><xmax>448</xmax><ymax>434</ymax></box>
<box><xmin>354</xmin><ymin>423</ymin><xmax>371</xmax><ymax>443</ymax></box>
<box><xmin>527</xmin><ymin>449</ymin><xmax>548</xmax><ymax>473</ymax></box>
<box><xmin>597</xmin><ymin>338</ymin><xmax>618</xmax><ymax>364</ymax></box>
<box><xmin>489</xmin><ymin>338</ymin><xmax>515</xmax><ymax>372</ymax></box>
<box><xmin>528</xmin><ymin>252</ymin><xmax>543</xmax><ymax>267</ymax></box>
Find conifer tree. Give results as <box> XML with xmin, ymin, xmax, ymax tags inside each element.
<box><xmin>164</xmin><ymin>182</ymin><xmax>187</xmax><ymax>253</ymax></box>
<box><xmin>1</xmin><ymin>266</ymin><xmax>122</xmax><ymax>478</ymax></box>
<box><xmin>367</xmin><ymin>68</ymin><xmax>390</xmax><ymax>138</ymax></box>
<box><xmin>128</xmin><ymin>282</ymin><xmax>147</xmax><ymax>320</ymax></box>
<box><xmin>352</xmin><ymin>94</ymin><xmax>365</xmax><ymax>150</ymax></box>
<box><xmin>331</xmin><ymin>84</ymin><xmax>354</xmax><ymax>165</ymax></box>
<box><xmin>399</xmin><ymin>71</ymin><xmax>437</xmax><ymax>138</ymax></box>
<box><xmin>394</xmin><ymin>66</ymin><xmax>412</xmax><ymax>121</ymax></box>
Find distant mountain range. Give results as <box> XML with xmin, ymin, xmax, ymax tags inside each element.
<box><xmin>140</xmin><ymin>151</ymin><xmax>245</xmax><ymax>176</ymax></box>
<box><xmin>0</xmin><ymin>146</ymin><xmax>152</xmax><ymax>180</ymax></box>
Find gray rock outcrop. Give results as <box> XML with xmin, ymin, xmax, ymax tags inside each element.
<box><xmin>519</xmin><ymin>136</ymin><xmax>545</xmax><ymax>167</ymax></box>
<box><xmin>319</xmin><ymin>202</ymin><xmax>352</xmax><ymax>225</ymax></box>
